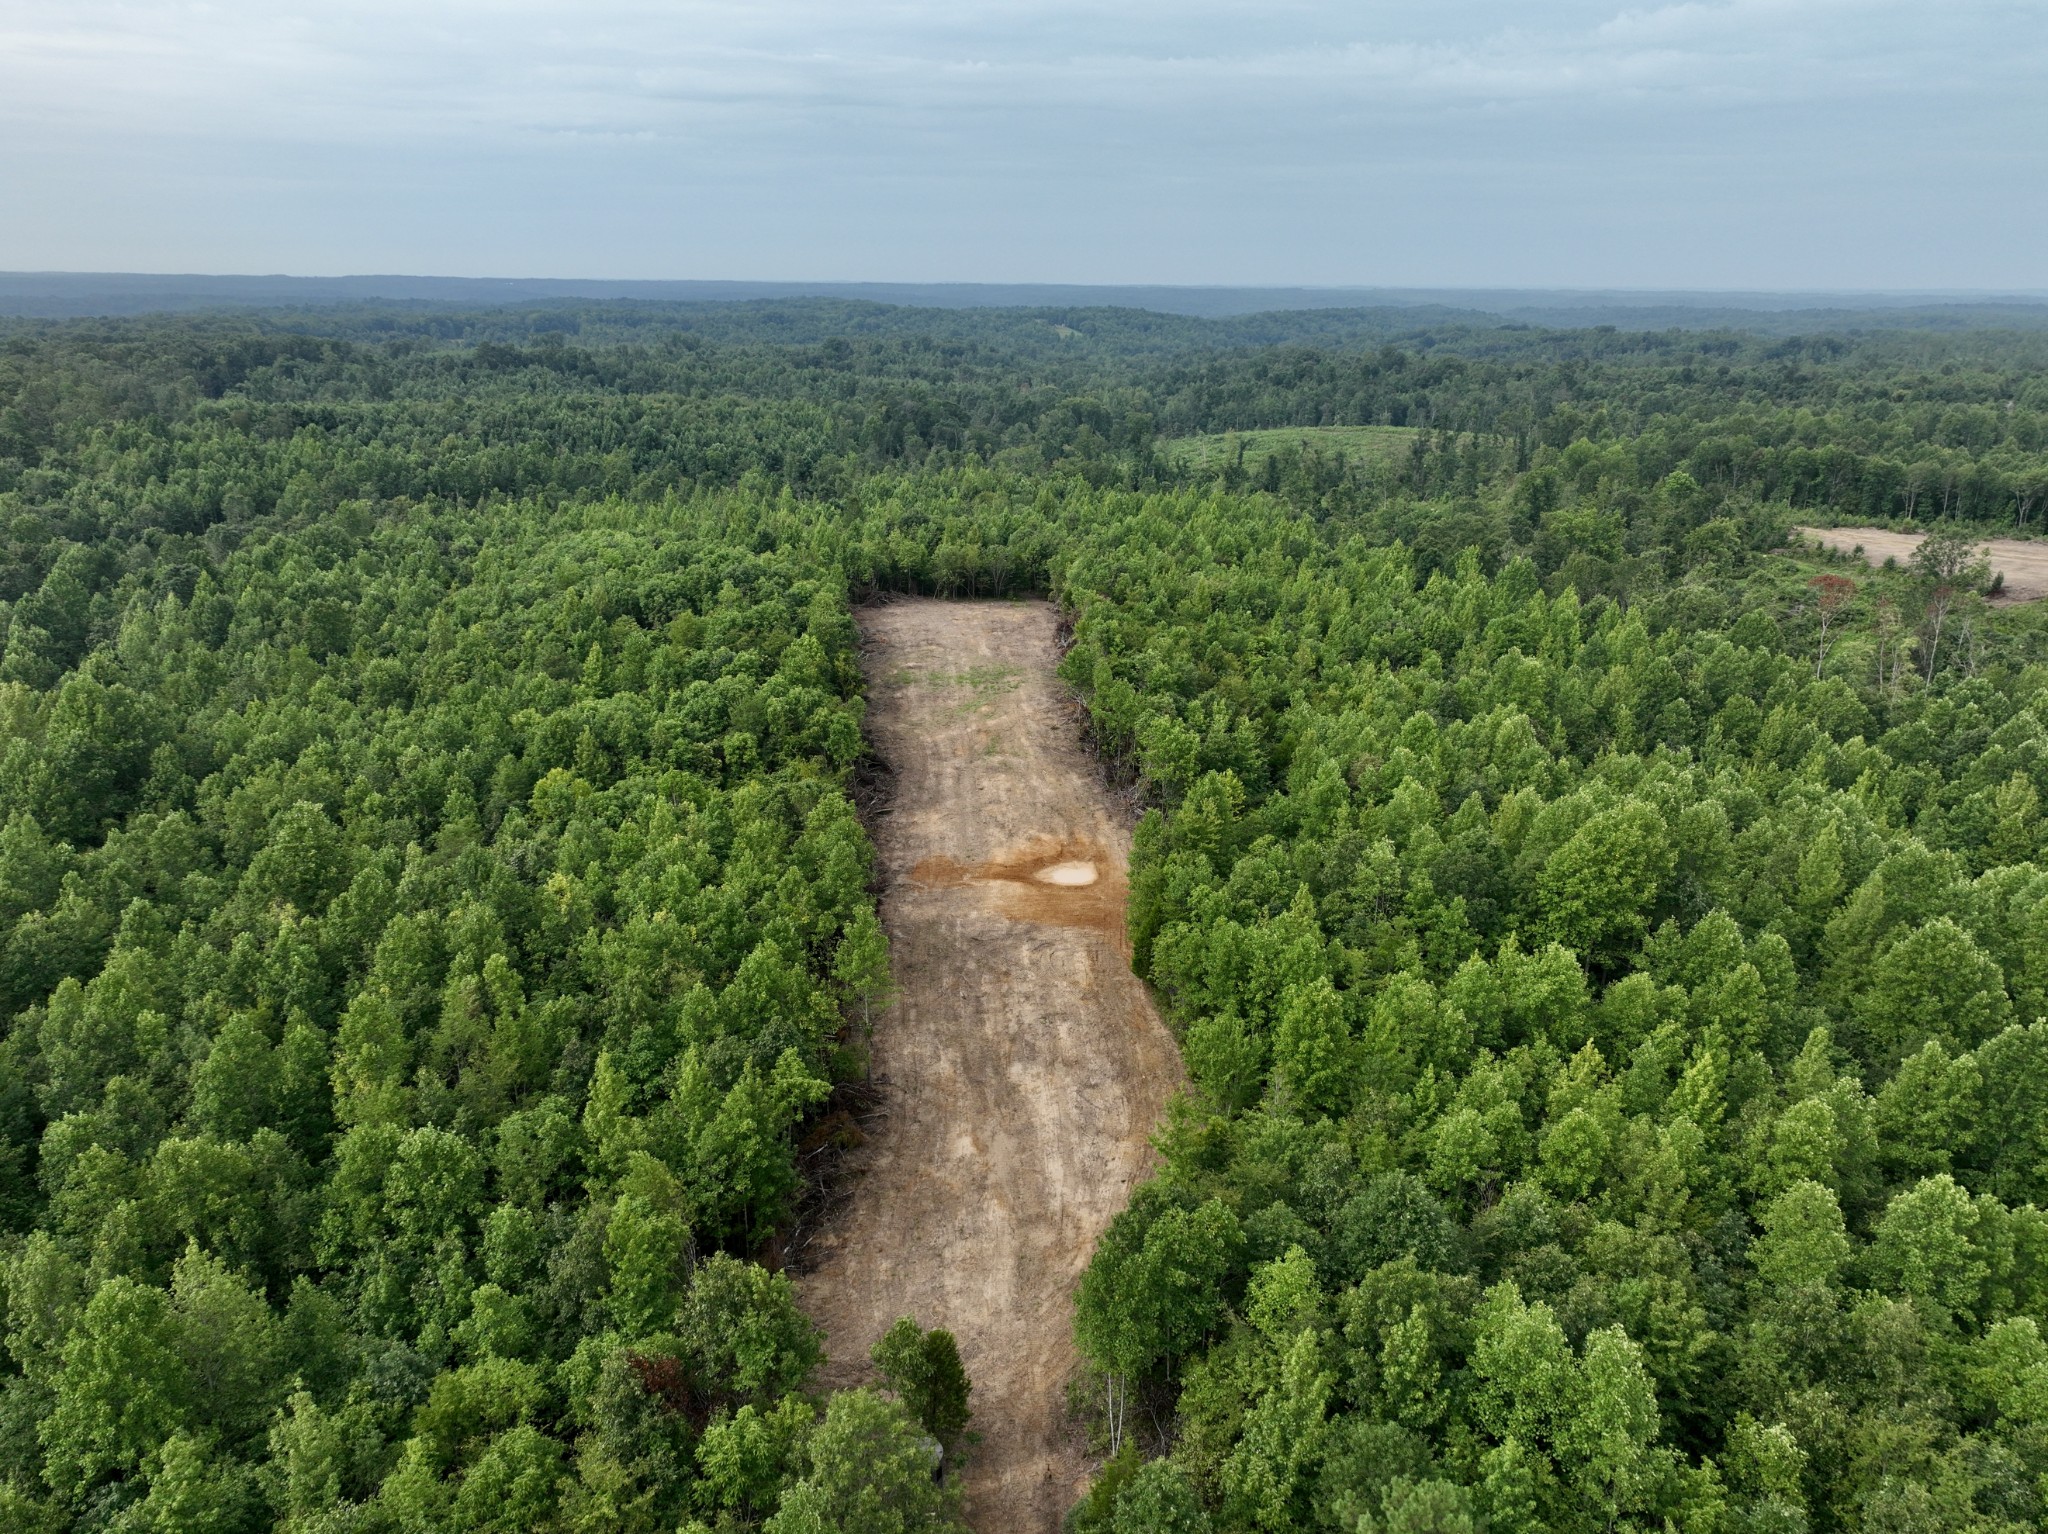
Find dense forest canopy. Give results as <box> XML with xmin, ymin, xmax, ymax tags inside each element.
<box><xmin>3</xmin><ymin>299</ymin><xmax>2048</xmax><ymax>1533</ymax></box>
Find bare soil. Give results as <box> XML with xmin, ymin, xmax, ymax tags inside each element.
<box><xmin>796</xmin><ymin>599</ymin><xmax>1184</xmax><ymax>1533</ymax></box>
<box><xmin>1795</xmin><ymin>526</ymin><xmax>2048</xmax><ymax>603</ymax></box>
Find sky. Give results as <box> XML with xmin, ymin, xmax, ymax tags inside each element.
<box><xmin>1</xmin><ymin>0</ymin><xmax>2043</xmax><ymax>290</ymax></box>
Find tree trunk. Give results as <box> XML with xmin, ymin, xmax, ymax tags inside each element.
<box><xmin>1923</xmin><ymin>596</ymin><xmax>1950</xmax><ymax>682</ymax></box>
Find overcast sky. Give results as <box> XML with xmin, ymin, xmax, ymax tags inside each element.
<box><xmin>2</xmin><ymin>1</ymin><xmax>2043</xmax><ymax>289</ymax></box>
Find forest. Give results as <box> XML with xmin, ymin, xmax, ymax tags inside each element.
<box><xmin>3</xmin><ymin>297</ymin><xmax>2048</xmax><ymax>1532</ymax></box>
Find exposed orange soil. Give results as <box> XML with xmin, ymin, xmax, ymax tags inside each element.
<box><xmin>907</xmin><ymin>835</ymin><xmax>1130</xmax><ymax>941</ymax></box>
<box><xmin>795</xmin><ymin>600</ymin><xmax>1184</xmax><ymax>1533</ymax></box>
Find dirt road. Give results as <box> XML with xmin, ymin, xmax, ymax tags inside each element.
<box><xmin>797</xmin><ymin>599</ymin><xmax>1183</xmax><ymax>1532</ymax></box>
<box><xmin>1795</xmin><ymin>526</ymin><xmax>2048</xmax><ymax>603</ymax></box>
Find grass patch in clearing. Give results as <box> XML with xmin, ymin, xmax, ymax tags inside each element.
<box><xmin>889</xmin><ymin>662</ymin><xmax>1026</xmax><ymax>707</ymax></box>
<box><xmin>1163</xmin><ymin>424</ymin><xmax>1421</xmax><ymax>475</ymax></box>
<box><xmin>944</xmin><ymin>664</ymin><xmax>1023</xmax><ymax>692</ymax></box>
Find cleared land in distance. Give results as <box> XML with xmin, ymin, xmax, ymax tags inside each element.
<box><xmin>1162</xmin><ymin>423</ymin><xmax>1419</xmax><ymax>473</ymax></box>
<box><xmin>1795</xmin><ymin>525</ymin><xmax>2048</xmax><ymax>603</ymax></box>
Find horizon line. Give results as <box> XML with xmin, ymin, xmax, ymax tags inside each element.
<box><xmin>5</xmin><ymin>270</ymin><xmax>2048</xmax><ymax>303</ymax></box>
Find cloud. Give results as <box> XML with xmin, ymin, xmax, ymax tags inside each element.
<box><xmin>0</xmin><ymin>0</ymin><xmax>2041</xmax><ymax>284</ymax></box>
<box><xmin>2</xmin><ymin>0</ymin><xmax>2028</xmax><ymax>141</ymax></box>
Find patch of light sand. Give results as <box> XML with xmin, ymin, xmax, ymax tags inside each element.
<box><xmin>1032</xmin><ymin>861</ymin><xmax>1098</xmax><ymax>887</ymax></box>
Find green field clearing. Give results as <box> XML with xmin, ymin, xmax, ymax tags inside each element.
<box><xmin>1163</xmin><ymin>423</ymin><xmax>1420</xmax><ymax>472</ymax></box>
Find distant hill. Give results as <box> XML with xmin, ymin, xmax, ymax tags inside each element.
<box><xmin>4</xmin><ymin>270</ymin><xmax>2047</xmax><ymax>333</ymax></box>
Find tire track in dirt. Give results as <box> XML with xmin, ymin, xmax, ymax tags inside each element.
<box><xmin>795</xmin><ymin>599</ymin><xmax>1183</xmax><ymax>1533</ymax></box>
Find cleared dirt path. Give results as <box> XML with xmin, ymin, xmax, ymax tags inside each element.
<box><xmin>1796</xmin><ymin>525</ymin><xmax>2048</xmax><ymax>603</ymax></box>
<box><xmin>796</xmin><ymin>599</ymin><xmax>1182</xmax><ymax>1533</ymax></box>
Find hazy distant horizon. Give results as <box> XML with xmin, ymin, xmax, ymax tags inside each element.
<box><xmin>5</xmin><ymin>270</ymin><xmax>2047</xmax><ymax>328</ymax></box>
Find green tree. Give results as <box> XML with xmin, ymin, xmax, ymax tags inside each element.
<box><xmin>239</xmin><ymin>801</ymin><xmax>347</xmax><ymax>916</ymax></box>
<box><xmin>1360</xmin><ymin>1479</ymin><xmax>1480</xmax><ymax>1534</ymax></box>
<box><xmin>1535</xmin><ymin>802</ymin><xmax>1674</xmax><ymax>965</ymax></box>
<box><xmin>604</xmin><ymin>1153</ymin><xmax>692</xmax><ymax>1338</ymax></box>
<box><xmin>764</xmin><ymin>1389</ymin><xmax>965</xmax><ymax>1534</ymax></box>
<box><xmin>1869</xmin><ymin>1174</ymin><xmax>1992</xmax><ymax>1318</ymax></box>
<box><xmin>1273</xmin><ymin>978</ymin><xmax>1354</xmax><ymax>1118</ymax></box>
<box><xmin>696</xmin><ymin>1397</ymin><xmax>814</xmax><ymax>1523</ymax></box>
<box><xmin>126</xmin><ymin>1430</ymin><xmax>265</xmax><ymax>1533</ymax></box>
<box><xmin>1854</xmin><ymin>917</ymin><xmax>2010</xmax><ymax>1064</ymax></box>
<box><xmin>40</xmin><ymin>1277</ymin><xmax>189</xmax><ymax>1498</ymax></box>
<box><xmin>1560</xmin><ymin>1327</ymin><xmax>1660</xmax><ymax>1525</ymax></box>
<box><xmin>1219</xmin><ymin>1329</ymin><xmax>1333</xmax><ymax>1532</ymax></box>
<box><xmin>1751</xmin><ymin>1180</ymin><xmax>1852</xmax><ymax>1288</ymax></box>
<box><xmin>677</xmin><ymin>1253</ymin><xmax>823</xmax><ymax>1407</ymax></box>
<box><xmin>1077</xmin><ymin>1197</ymin><xmax>1244</xmax><ymax>1382</ymax></box>
<box><xmin>871</xmin><ymin>1318</ymin><xmax>973</xmax><ymax>1465</ymax></box>
<box><xmin>1112</xmin><ymin>1458</ymin><xmax>1211</xmax><ymax>1534</ymax></box>
<box><xmin>191</xmin><ymin>1011</ymin><xmax>280</xmax><ymax>1141</ymax></box>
